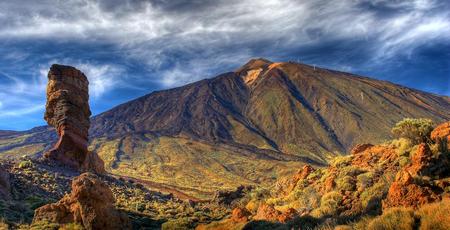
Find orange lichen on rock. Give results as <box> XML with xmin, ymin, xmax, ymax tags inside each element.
<box><xmin>44</xmin><ymin>64</ymin><xmax>105</xmax><ymax>173</ymax></box>
<box><xmin>33</xmin><ymin>173</ymin><xmax>130</xmax><ymax>229</ymax></box>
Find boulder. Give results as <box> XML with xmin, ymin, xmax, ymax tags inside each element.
<box><xmin>44</xmin><ymin>64</ymin><xmax>105</xmax><ymax>174</ymax></box>
<box><xmin>0</xmin><ymin>165</ymin><xmax>10</xmax><ymax>200</ymax></box>
<box><xmin>253</xmin><ymin>203</ymin><xmax>297</xmax><ymax>223</ymax></box>
<box><xmin>431</xmin><ymin>121</ymin><xmax>450</xmax><ymax>142</ymax></box>
<box><xmin>431</xmin><ymin>122</ymin><xmax>450</xmax><ymax>151</ymax></box>
<box><xmin>230</xmin><ymin>207</ymin><xmax>251</xmax><ymax>222</ymax></box>
<box><xmin>33</xmin><ymin>173</ymin><xmax>130</xmax><ymax>230</ymax></box>
<box><xmin>407</xmin><ymin>143</ymin><xmax>433</xmax><ymax>176</ymax></box>
<box><xmin>383</xmin><ymin>170</ymin><xmax>438</xmax><ymax>209</ymax></box>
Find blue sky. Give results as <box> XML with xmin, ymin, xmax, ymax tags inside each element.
<box><xmin>0</xmin><ymin>0</ymin><xmax>449</xmax><ymax>130</ymax></box>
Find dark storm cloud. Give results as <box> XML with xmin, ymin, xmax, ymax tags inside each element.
<box><xmin>0</xmin><ymin>0</ymin><xmax>449</xmax><ymax>130</ymax></box>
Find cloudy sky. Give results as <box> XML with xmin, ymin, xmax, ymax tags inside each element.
<box><xmin>0</xmin><ymin>0</ymin><xmax>449</xmax><ymax>130</ymax></box>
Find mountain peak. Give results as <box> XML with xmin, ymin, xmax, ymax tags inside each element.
<box><xmin>235</xmin><ymin>58</ymin><xmax>273</xmax><ymax>73</ymax></box>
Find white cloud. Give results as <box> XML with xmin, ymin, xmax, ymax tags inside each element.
<box><xmin>0</xmin><ymin>0</ymin><xmax>448</xmax><ymax>88</ymax></box>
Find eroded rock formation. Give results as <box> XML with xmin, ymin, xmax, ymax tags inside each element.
<box><xmin>33</xmin><ymin>173</ymin><xmax>130</xmax><ymax>230</ymax></box>
<box><xmin>44</xmin><ymin>64</ymin><xmax>104</xmax><ymax>173</ymax></box>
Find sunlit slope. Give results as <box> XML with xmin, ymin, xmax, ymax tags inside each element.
<box><xmin>90</xmin><ymin>134</ymin><xmax>306</xmax><ymax>199</ymax></box>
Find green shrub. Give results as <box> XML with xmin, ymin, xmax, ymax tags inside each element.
<box><xmin>391</xmin><ymin>118</ymin><xmax>434</xmax><ymax>144</ymax></box>
<box><xmin>336</xmin><ymin>176</ymin><xmax>355</xmax><ymax>191</ymax></box>
<box><xmin>417</xmin><ymin>198</ymin><xmax>450</xmax><ymax>230</ymax></box>
<box><xmin>338</xmin><ymin>165</ymin><xmax>363</xmax><ymax>177</ymax></box>
<box><xmin>367</xmin><ymin>207</ymin><xmax>415</xmax><ymax>230</ymax></box>
<box><xmin>30</xmin><ymin>220</ymin><xmax>60</xmax><ymax>230</ymax></box>
<box><xmin>60</xmin><ymin>223</ymin><xmax>85</xmax><ymax>230</ymax></box>
<box><xmin>312</xmin><ymin>191</ymin><xmax>342</xmax><ymax>217</ymax></box>
<box><xmin>330</xmin><ymin>155</ymin><xmax>353</xmax><ymax>168</ymax></box>
<box><xmin>18</xmin><ymin>160</ymin><xmax>33</xmax><ymax>169</ymax></box>
<box><xmin>360</xmin><ymin>177</ymin><xmax>389</xmax><ymax>211</ymax></box>
<box><xmin>391</xmin><ymin>138</ymin><xmax>413</xmax><ymax>157</ymax></box>
<box><xmin>290</xmin><ymin>187</ymin><xmax>320</xmax><ymax>210</ymax></box>
<box><xmin>161</xmin><ymin>218</ymin><xmax>193</xmax><ymax>230</ymax></box>
<box><xmin>357</xmin><ymin>172</ymin><xmax>374</xmax><ymax>190</ymax></box>
<box><xmin>398</xmin><ymin>156</ymin><xmax>410</xmax><ymax>167</ymax></box>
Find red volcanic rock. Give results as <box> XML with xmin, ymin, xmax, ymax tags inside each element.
<box><xmin>383</xmin><ymin>170</ymin><xmax>438</xmax><ymax>209</ymax></box>
<box><xmin>253</xmin><ymin>204</ymin><xmax>297</xmax><ymax>223</ymax></box>
<box><xmin>431</xmin><ymin>122</ymin><xmax>450</xmax><ymax>150</ymax></box>
<box><xmin>277</xmin><ymin>208</ymin><xmax>298</xmax><ymax>223</ymax></box>
<box><xmin>230</xmin><ymin>207</ymin><xmax>251</xmax><ymax>222</ymax></box>
<box><xmin>351</xmin><ymin>145</ymin><xmax>397</xmax><ymax>170</ymax></box>
<box><xmin>0</xmin><ymin>165</ymin><xmax>10</xmax><ymax>200</ymax></box>
<box><xmin>431</xmin><ymin>121</ymin><xmax>450</xmax><ymax>141</ymax></box>
<box><xmin>350</xmin><ymin>143</ymin><xmax>373</xmax><ymax>155</ymax></box>
<box><xmin>253</xmin><ymin>203</ymin><xmax>281</xmax><ymax>222</ymax></box>
<box><xmin>323</xmin><ymin>175</ymin><xmax>336</xmax><ymax>193</ymax></box>
<box><xmin>407</xmin><ymin>143</ymin><xmax>433</xmax><ymax>176</ymax></box>
<box><xmin>295</xmin><ymin>165</ymin><xmax>315</xmax><ymax>181</ymax></box>
<box><xmin>44</xmin><ymin>64</ymin><xmax>104</xmax><ymax>173</ymax></box>
<box><xmin>33</xmin><ymin>173</ymin><xmax>130</xmax><ymax>230</ymax></box>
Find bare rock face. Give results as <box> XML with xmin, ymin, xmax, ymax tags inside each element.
<box><xmin>33</xmin><ymin>173</ymin><xmax>130</xmax><ymax>230</ymax></box>
<box><xmin>44</xmin><ymin>64</ymin><xmax>105</xmax><ymax>173</ymax></box>
<box><xmin>0</xmin><ymin>165</ymin><xmax>10</xmax><ymax>200</ymax></box>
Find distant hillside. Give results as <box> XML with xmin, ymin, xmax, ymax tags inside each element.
<box><xmin>1</xmin><ymin>59</ymin><xmax>449</xmax><ymax>198</ymax></box>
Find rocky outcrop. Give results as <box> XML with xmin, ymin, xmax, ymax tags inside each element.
<box><xmin>431</xmin><ymin>121</ymin><xmax>450</xmax><ymax>142</ymax></box>
<box><xmin>44</xmin><ymin>64</ymin><xmax>104</xmax><ymax>173</ymax></box>
<box><xmin>383</xmin><ymin>170</ymin><xmax>438</xmax><ymax>209</ymax></box>
<box><xmin>431</xmin><ymin>121</ymin><xmax>450</xmax><ymax>151</ymax></box>
<box><xmin>407</xmin><ymin>143</ymin><xmax>433</xmax><ymax>176</ymax></box>
<box><xmin>0</xmin><ymin>165</ymin><xmax>10</xmax><ymax>200</ymax></box>
<box><xmin>33</xmin><ymin>173</ymin><xmax>130</xmax><ymax>230</ymax></box>
<box><xmin>350</xmin><ymin>143</ymin><xmax>373</xmax><ymax>155</ymax></box>
<box><xmin>230</xmin><ymin>207</ymin><xmax>251</xmax><ymax>223</ymax></box>
<box><xmin>253</xmin><ymin>203</ymin><xmax>297</xmax><ymax>223</ymax></box>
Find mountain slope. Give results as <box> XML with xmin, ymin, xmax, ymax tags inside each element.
<box><xmin>91</xmin><ymin>58</ymin><xmax>450</xmax><ymax>159</ymax></box>
<box><xmin>1</xmin><ymin>59</ymin><xmax>449</xmax><ymax>198</ymax></box>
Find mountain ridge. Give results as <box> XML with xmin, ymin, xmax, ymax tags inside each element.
<box><xmin>1</xmin><ymin>59</ymin><xmax>449</xmax><ymax>198</ymax></box>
